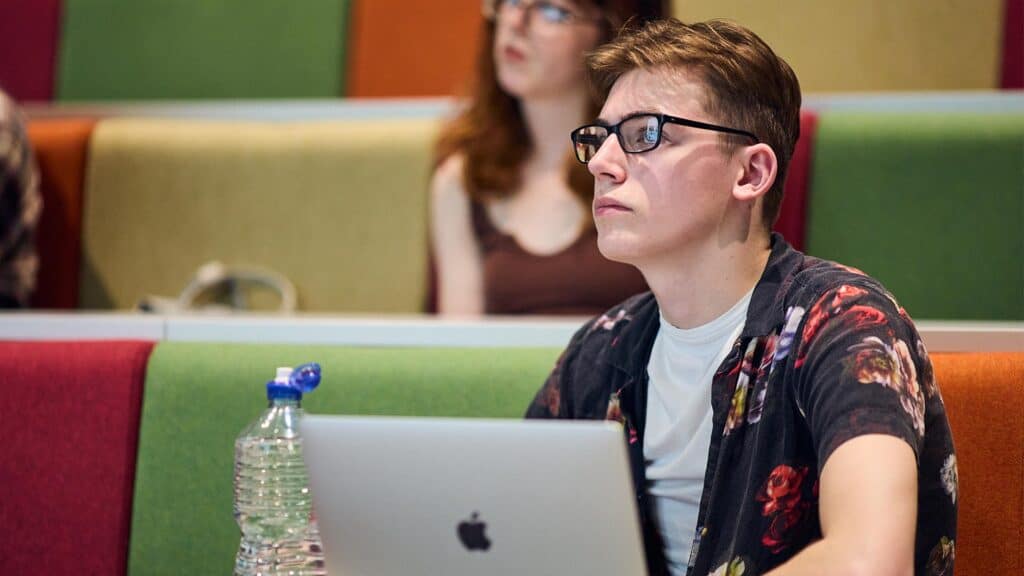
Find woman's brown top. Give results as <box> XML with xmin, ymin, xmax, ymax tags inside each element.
<box><xmin>471</xmin><ymin>199</ymin><xmax>647</xmax><ymax>315</ymax></box>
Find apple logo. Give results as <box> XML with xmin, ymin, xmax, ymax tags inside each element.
<box><xmin>457</xmin><ymin>511</ymin><xmax>491</xmax><ymax>551</ymax></box>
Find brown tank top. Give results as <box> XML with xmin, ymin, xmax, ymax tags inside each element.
<box><xmin>471</xmin><ymin>199</ymin><xmax>648</xmax><ymax>315</ymax></box>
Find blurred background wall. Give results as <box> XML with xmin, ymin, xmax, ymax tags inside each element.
<box><xmin>674</xmin><ymin>0</ymin><xmax>1006</xmax><ymax>92</ymax></box>
<box><xmin>1</xmin><ymin>0</ymin><xmax>1018</xmax><ymax>102</ymax></box>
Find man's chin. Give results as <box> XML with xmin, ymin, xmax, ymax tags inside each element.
<box><xmin>596</xmin><ymin>236</ymin><xmax>641</xmax><ymax>265</ymax></box>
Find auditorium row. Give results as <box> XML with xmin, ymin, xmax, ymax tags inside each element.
<box><xmin>21</xmin><ymin>92</ymin><xmax>1024</xmax><ymax>320</ymax></box>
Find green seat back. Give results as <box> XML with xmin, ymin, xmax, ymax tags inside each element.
<box><xmin>806</xmin><ymin>112</ymin><xmax>1024</xmax><ymax>320</ymax></box>
<box><xmin>57</xmin><ymin>0</ymin><xmax>348</xmax><ymax>100</ymax></box>
<box><xmin>80</xmin><ymin>117</ymin><xmax>437</xmax><ymax>312</ymax></box>
<box><xmin>127</xmin><ymin>342</ymin><xmax>561</xmax><ymax>575</ymax></box>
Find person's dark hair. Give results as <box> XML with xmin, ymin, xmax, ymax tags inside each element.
<box><xmin>588</xmin><ymin>18</ymin><xmax>802</xmax><ymax>229</ymax></box>
<box><xmin>0</xmin><ymin>89</ymin><xmax>41</xmax><ymax>308</ymax></box>
<box><xmin>434</xmin><ymin>0</ymin><xmax>667</xmax><ymax>204</ymax></box>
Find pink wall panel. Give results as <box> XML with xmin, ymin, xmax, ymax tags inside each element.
<box><xmin>0</xmin><ymin>0</ymin><xmax>61</xmax><ymax>101</ymax></box>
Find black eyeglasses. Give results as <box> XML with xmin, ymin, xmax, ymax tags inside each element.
<box><xmin>570</xmin><ymin>113</ymin><xmax>759</xmax><ymax>164</ymax></box>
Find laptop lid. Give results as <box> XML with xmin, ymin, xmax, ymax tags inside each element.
<box><xmin>302</xmin><ymin>415</ymin><xmax>647</xmax><ymax>576</ymax></box>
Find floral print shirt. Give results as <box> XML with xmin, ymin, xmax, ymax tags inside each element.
<box><xmin>525</xmin><ymin>234</ymin><xmax>957</xmax><ymax>576</ymax></box>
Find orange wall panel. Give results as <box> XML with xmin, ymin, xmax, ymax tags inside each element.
<box><xmin>347</xmin><ymin>0</ymin><xmax>483</xmax><ymax>97</ymax></box>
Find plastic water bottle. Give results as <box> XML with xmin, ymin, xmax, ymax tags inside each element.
<box><xmin>234</xmin><ymin>363</ymin><xmax>326</xmax><ymax>576</ymax></box>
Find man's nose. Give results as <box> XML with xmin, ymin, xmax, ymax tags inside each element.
<box><xmin>587</xmin><ymin>135</ymin><xmax>627</xmax><ymax>183</ymax></box>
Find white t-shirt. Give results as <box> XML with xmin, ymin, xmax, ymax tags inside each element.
<box><xmin>644</xmin><ymin>289</ymin><xmax>752</xmax><ymax>575</ymax></box>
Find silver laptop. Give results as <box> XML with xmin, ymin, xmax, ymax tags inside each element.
<box><xmin>302</xmin><ymin>415</ymin><xmax>648</xmax><ymax>576</ymax></box>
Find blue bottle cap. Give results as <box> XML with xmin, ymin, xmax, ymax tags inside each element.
<box><xmin>266</xmin><ymin>381</ymin><xmax>302</xmax><ymax>400</ymax></box>
<box><xmin>264</xmin><ymin>362</ymin><xmax>321</xmax><ymax>400</ymax></box>
<box><xmin>289</xmin><ymin>362</ymin><xmax>322</xmax><ymax>394</ymax></box>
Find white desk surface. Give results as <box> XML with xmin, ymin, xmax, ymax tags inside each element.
<box><xmin>1</xmin><ymin>312</ymin><xmax>1021</xmax><ymax>352</ymax></box>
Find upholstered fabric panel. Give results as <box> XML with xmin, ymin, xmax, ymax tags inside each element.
<box><xmin>675</xmin><ymin>0</ymin><xmax>1003</xmax><ymax>91</ymax></box>
<box><xmin>26</xmin><ymin>118</ymin><xmax>96</xmax><ymax>309</ymax></box>
<box><xmin>0</xmin><ymin>0</ymin><xmax>60</xmax><ymax>101</ymax></box>
<box><xmin>1002</xmin><ymin>0</ymin><xmax>1024</xmax><ymax>88</ymax></box>
<box><xmin>806</xmin><ymin>112</ymin><xmax>1024</xmax><ymax>320</ymax></box>
<box><xmin>127</xmin><ymin>344</ymin><xmax>1024</xmax><ymax>575</ymax></box>
<box><xmin>128</xmin><ymin>342</ymin><xmax>561</xmax><ymax>575</ymax></box>
<box><xmin>80</xmin><ymin>117</ymin><xmax>437</xmax><ymax>312</ymax></box>
<box><xmin>346</xmin><ymin>0</ymin><xmax>481</xmax><ymax>97</ymax></box>
<box><xmin>0</xmin><ymin>340</ymin><xmax>154</xmax><ymax>576</ymax></box>
<box><xmin>932</xmin><ymin>351</ymin><xmax>1024</xmax><ymax>574</ymax></box>
<box><xmin>57</xmin><ymin>0</ymin><xmax>349</xmax><ymax>100</ymax></box>
<box><xmin>772</xmin><ymin>110</ymin><xmax>817</xmax><ymax>251</ymax></box>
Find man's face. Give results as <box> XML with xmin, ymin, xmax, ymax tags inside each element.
<box><xmin>588</xmin><ymin>68</ymin><xmax>741</xmax><ymax>266</ymax></box>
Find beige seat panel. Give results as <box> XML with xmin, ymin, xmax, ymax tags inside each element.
<box><xmin>80</xmin><ymin>118</ymin><xmax>438</xmax><ymax>312</ymax></box>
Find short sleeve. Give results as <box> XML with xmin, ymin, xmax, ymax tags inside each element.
<box><xmin>792</xmin><ymin>283</ymin><xmax>931</xmax><ymax>471</ymax></box>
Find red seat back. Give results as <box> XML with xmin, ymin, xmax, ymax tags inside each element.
<box><xmin>0</xmin><ymin>340</ymin><xmax>154</xmax><ymax>575</ymax></box>
<box><xmin>773</xmin><ymin>109</ymin><xmax>818</xmax><ymax>251</ymax></box>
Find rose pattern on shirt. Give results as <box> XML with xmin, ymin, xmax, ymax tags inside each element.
<box><xmin>775</xmin><ymin>306</ymin><xmax>804</xmax><ymax>365</ymax></box>
<box><xmin>709</xmin><ymin>557</ymin><xmax>747</xmax><ymax>576</ymax></box>
<box><xmin>725</xmin><ymin>339</ymin><xmax>759</xmax><ymax>435</ymax></box>
<box><xmin>940</xmin><ymin>454</ymin><xmax>958</xmax><ymax>505</ymax></box>
<box><xmin>795</xmin><ymin>285</ymin><xmax>887</xmax><ymax>369</ymax></box>
<box><xmin>916</xmin><ymin>338</ymin><xmax>940</xmax><ymax>400</ymax></box>
<box><xmin>590</xmin><ymin>308</ymin><xmax>630</xmax><ymax>334</ymax></box>
<box><xmin>756</xmin><ymin>464</ymin><xmax>816</xmax><ymax>554</ymax></box>
<box><xmin>925</xmin><ymin>537</ymin><xmax>955</xmax><ymax>576</ymax></box>
<box><xmin>845</xmin><ymin>335</ymin><xmax>925</xmax><ymax>437</ymax></box>
<box><xmin>747</xmin><ymin>333</ymin><xmax>777</xmax><ymax>425</ymax></box>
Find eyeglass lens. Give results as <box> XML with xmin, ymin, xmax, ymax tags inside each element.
<box><xmin>573</xmin><ymin>126</ymin><xmax>607</xmax><ymax>163</ymax></box>
<box><xmin>573</xmin><ymin>115</ymin><xmax>664</xmax><ymax>163</ymax></box>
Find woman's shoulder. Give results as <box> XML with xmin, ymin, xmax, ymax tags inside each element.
<box><xmin>431</xmin><ymin>153</ymin><xmax>469</xmax><ymax>204</ymax></box>
<box><xmin>431</xmin><ymin>153</ymin><xmax>482</xmax><ymax>235</ymax></box>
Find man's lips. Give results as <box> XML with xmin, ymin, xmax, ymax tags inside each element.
<box><xmin>594</xmin><ymin>197</ymin><xmax>631</xmax><ymax>216</ymax></box>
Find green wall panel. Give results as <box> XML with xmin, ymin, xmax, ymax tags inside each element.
<box><xmin>807</xmin><ymin>112</ymin><xmax>1024</xmax><ymax>320</ymax></box>
<box><xmin>58</xmin><ymin>0</ymin><xmax>348</xmax><ymax>100</ymax></box>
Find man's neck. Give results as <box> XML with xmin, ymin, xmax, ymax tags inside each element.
<box><xmin>640</xmin><ymin>234</ymin><xmax>772</xmax><ymax>330</ymax></box>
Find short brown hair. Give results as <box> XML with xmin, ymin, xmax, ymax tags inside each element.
<box><xmin>588</xmin><ymin>18</ymin><xmax>801</xmax><ymax>229</ymax></box>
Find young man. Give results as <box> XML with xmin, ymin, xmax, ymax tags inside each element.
<box><xmin>526</xmin><ymin>19</ymin><xmax>957</xmax><ymax>576</ymax></box>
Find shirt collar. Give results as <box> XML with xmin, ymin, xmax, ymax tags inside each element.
<box><xmin>607</xmin><ymin>233</ymin><xmax>803</xmax><ymax>376</ymax></box>
<box><xmin>741</xmin><ymin>232</ymin><xmax>804</xmax><ymax>338</ymax></box>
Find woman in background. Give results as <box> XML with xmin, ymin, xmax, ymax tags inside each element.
<box><xmin>431</xmin><ymin>0</ymin><xmax>664</xmax><ymax>315</ymax></box>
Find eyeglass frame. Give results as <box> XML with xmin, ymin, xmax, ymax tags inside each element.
<box><xmin>570</xmin><ymin>112</ymin><xmax>760</xmax><ymax>164</ymax></box>
<box><xmin>482</xmin><ymin>0</ymin><xmax>607</xmax><ymax>27</ymax></box>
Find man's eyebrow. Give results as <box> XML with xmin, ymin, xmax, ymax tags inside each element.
<box><xmin>595</xmin><ymin>109</ymin><xmax>662</xmax><ymax>125</ymax></box>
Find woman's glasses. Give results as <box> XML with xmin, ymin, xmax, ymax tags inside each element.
<box><xmin>483</xmin><ymin>0</ymin><xmax>603</xmax><ymax>28</ymax></box>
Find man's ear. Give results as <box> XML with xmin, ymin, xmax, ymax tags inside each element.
<box><xmin>732</xmin><ymin>143</ymin><xmax>777</xmax><ymax>202</ymax></box>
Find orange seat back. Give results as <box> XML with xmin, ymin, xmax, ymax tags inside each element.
<box><xmin>932</xmin><ymin>351</ymin><xmax>1024</xmax><ymax>574</ymax></box>
<box><xmin>26</xmin><ymin>118</ymin><xmax>96</xmax><ymax>309</ymax></box>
